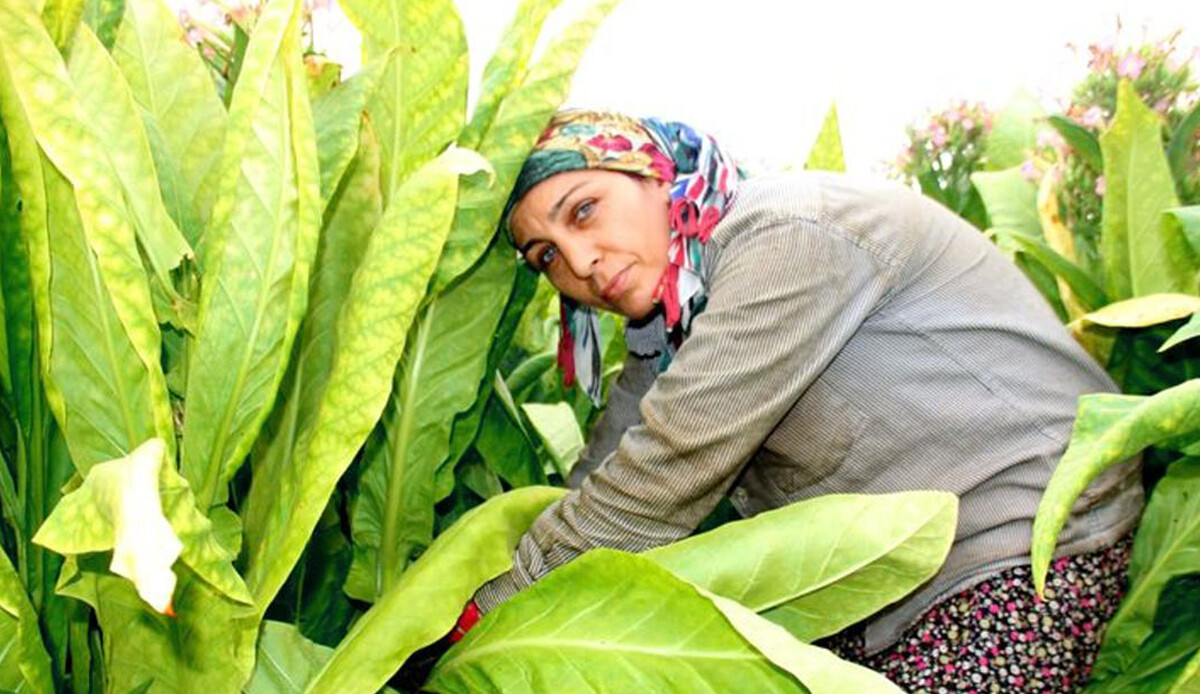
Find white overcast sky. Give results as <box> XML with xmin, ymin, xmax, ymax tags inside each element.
<box><xmin>267</xmin><ymin>0</ymin><xmax>1200</xmax><ymax>173</ymax></box>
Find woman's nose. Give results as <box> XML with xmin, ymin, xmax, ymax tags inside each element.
<box><xmin>560</xmin><ymin>236</ymin><xmax>601</xmax><ymax>278</ymax></box>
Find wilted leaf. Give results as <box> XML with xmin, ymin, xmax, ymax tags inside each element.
<box><xmin>647</xmin><ymin>492</ymin><xmax>957</xmax><ymax>642</ymax></box>
<box><xmin>306</xmin><ymin>486</ymin><xmax>566</xmax><ymax>694</ymax></box>
<box><xmin>33</xmin><ymin>439</ymin><xmax>180</xmax><ymax>613</ymax></box>
<box><xmin>427</xmin><ymin>550</ymin><xmax>805</xmax><ymax>693</ymax></box>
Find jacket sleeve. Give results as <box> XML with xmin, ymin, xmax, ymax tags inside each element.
<box><xmin>566</xmin><ymin>351</ymin><xmax>657</xmax><ymax>488</ymax></box>
<box><xmin>475</xmin><ymin>218</ymin><xmax>900</xmax><ymax>612</ymax></box>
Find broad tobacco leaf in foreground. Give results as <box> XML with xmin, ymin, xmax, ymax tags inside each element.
<box><xmin>306</xmin><ymin>486</ymin><xmax>566</xmax><ymax>694</ymax></box>
<box><xmin>647</xmin><ymin>491</ymin><xmax>958</xmax><ymax>642</ymax></box>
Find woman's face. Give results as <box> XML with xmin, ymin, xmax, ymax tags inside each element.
<box><xmin>510</xmin><ymin>169</ymin><xmax>672</xmax><ymax>320</ymax></box>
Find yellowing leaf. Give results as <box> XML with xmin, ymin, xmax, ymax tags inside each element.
<box><xmin>1070</xmin><ymin>293</ymin><xmax>1200</xmax><ymax>331</ymax></box>
<box><xmin>34</xmin><ymin>439</ymin><xmax>181</xmax><ymax>613</ymax></box>
<box><xmin>33</xmin><ymin>437</ymin><xmax>253</xmax><ymax>614</ymax></box>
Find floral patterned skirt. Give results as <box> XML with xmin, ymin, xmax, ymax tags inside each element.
<box><xmin>819</xmin><ymin>535</ymin><xmax>1133</xmax><ymax>694</ymax></box>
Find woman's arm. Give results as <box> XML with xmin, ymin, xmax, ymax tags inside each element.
<box><xmin>476</xmin><ymin>216</ymin><xmax>901</xmax><ymax>611</ymax></box>
<box><xmin>567</xmin><ymin>352</ymin><xmax>657</xmax><ymax>488</ymax></box>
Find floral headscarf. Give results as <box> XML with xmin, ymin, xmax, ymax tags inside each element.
<box><xmin>504</xmin><ymin>110</ymin><xmax>740</xmax><ymax>403</ymax></box>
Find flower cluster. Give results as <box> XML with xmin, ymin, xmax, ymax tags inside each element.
<box><xmin>1040</xmin><ymin>30</ymin><xmax>1199</xmax><ymax>273</ymax></box>
<box><xmin>890</xmin><ymin>101</ymin><xmax>995</xmax><ymax>229</ymax></box>
<box><xmin>176</xmin><ymin>0</ymin><xmax>330</xmax><ymax>93</ymax></box>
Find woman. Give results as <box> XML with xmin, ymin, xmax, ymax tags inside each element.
<box><xmin>458</xmin><ymin>110</ymin><xmax>1143</xmax><ymax>692</ymax></box>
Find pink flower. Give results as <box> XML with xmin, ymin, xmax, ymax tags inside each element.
<box><xmin>1118</xmin><ymin>53</ymin><xmax>1146</xmax><ymax>79</ymax></box>
<box><xmin>962</xmin><ymin>118</ymin><xmax>976</xmax><ymax>132</ymax></box>
<box><xmin>930</xmin><ymin>124</ymin><xmax>948</xmax><ymax>147</ymax></box>
<box><xmin>1095</xmin><ymin>175</ymin><xmax>1106</xmax><ymax>196</ymax></box>
<box><xmin>1081</xmin><ymin>106</ymin><xmax>1105</xmax><ymax>128</ymax></box>
<box><xmin>1155</xmin><ymin>98</ymin><xmax>1172</xmax><ymax>114</ymax></box>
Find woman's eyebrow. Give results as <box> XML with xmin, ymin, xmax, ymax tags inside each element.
<box><xmin>547</xmin><ymin>182</ymin><xmax>589</xmax><ymax>222</ymax></box>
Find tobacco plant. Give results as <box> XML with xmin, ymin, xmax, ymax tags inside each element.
<box><xmin>0</xmin><ymin>0</ymin><xmax>969</xmax><ymax>692</ymax></box>
<box><xmin>949</xmin><ymin>50</ymin><xmax>1200</xmax><ymax>694</ymax></box>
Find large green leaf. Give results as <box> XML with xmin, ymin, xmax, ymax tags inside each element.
<box><xmin>0</xmin><ymin>548</ymin><xmax>54</xmax><ymax>694</ymax></box>
<box><xmin>427</xmin><ymin>549</ymin><xmax>806</xmax><ymax>693</ymax></box>
<box><xmin>250</xmin><ymin>121</ymin><xmax>382</xmax><ymax>553</ymax></box>
<box><xmin>1171</xmin><ymin>649</ymin><xmax>1200</xmax><ymax>694</ymax></box>
<box><xmin>457</xmin><ymin>0</ymin><xmax>562</xmax><ymax>151</ymax></box>
<box><xmin>430</xmin><ymin>0</ymin><xmax>623</xmax><ymax>292</ymax></box>
<box><xmin>111</xmin><ymin>0</ymin><xmax>228</xmax><ymax>250</ymax></box>
<box><xmin>306</xmin><ymin>486</ymin><xmax>566</xmax><ymax>694</ymax></box>
<box><xmin>65</xmin><ymin>25</ymin><xmax>192</xmax><ymax>304</ymax></box>
<box><xmin>1086</xmin><ymin>574</ymin><xmax>1200</xmax><ymax>693</ymax></box>
<box><xmin>985</xmin><ymin>88</ymin><xmax>1043</xmax><ymax>171</ymax></box>
<box><xmin>802</xmin><ymin>103</ymin><xmax>845</xmax><ymax>173</ymax></box>
<box><xmin>346</xmin><ymin>237</ymin><xmax>518</xmax><ymax>601</ymax></box>
<box><xmin>1031</xmin><ymin>380</ymin><xmax>1200</xmax><ymax>594</ymax></box>
<box><xmin>80</xmin><ymin>0</ymin><xmax>124</xmax><ymax>49</ymax></box>
<box><xmin>0</xmin><ymin>0</ymin><xmax>172</xmax><ymax>467</ymax></box>
<box><xmin>1089</xmin><ymin>462</ymin><xmax>1200</xmax><ymax>680</ymax></box>
<box><xmin>41</xmin><ymin>0</ymin><xmax>85</xmax><ymax>53</ymax></box>
<box><xmin>311</xmin><ymin>57</ymin><xmax>385</xmax><ymax>209</ymax></box>
<box><xmin>240</xmin><ymin>147</ymin><xmax>486</xmax><ymax>614</ymax></box>
<box><xmin>646</xmin><ymin>492</ymin><xmax>957</xmax><ymax>642</ymax></box>
<box><xmin>1100</xmin><ymin>81</ymin><xmax>1196</xmax><ymax>300</ymax></box>
<box><xmin>339</xmin><ymin>0</ymin><xmax>467</xmax><ymax>202</ymax></box>
<box><xmin>520</xmin><ymin>401</ymin><xmax>583</xmax><ymax>478</ymax></box>
<box><xmin>972</xmin><ymin>167</ymin><xmax>1040</xmax><ymax>237</ymax></box>
<box><xmin>56</xmin><ymin>555</ymin><xmax>259</xmax><ymax>694</ymax></box>
<box><xmin>991</xmin><ymin>229</ymin><xmax>1107</xmax><ymax>312</ymax></box>
<box><xmin>181</xmin><ymin>0</ymin><xmax>321</xmax><ymax>510</ymax></box>
<box><xmin>706</xmin><ymin>592</ymin><xmax>902</xmax><ymax>694</ymax></box>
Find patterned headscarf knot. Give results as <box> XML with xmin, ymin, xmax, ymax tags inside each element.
<box><xmin>504</xmin><ymin>109</ymin><xmax>740</xmax><ymax>403</ymax></box>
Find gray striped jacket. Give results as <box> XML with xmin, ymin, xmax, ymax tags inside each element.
<box><xmin>476</xmin><ymin>173</ymin><xmax>1143</xmax><ymax>652</ymax></box>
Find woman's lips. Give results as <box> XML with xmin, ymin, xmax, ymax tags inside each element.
<box><xmin>601</xmin><ymin>265</ymin><xmax>631</xmax><ymax>304</ymax></box>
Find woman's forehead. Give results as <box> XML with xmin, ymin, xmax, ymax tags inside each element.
<box><xmin>511</xmin><ymin>170</ymin><xmax>606</xmax><ymax>238</ymax></box>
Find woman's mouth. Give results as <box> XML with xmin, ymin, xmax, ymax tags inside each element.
<box><xmin>601</xmin><ymin>266</ymin><xmax>631</xmax><ymax>304</ymax></box>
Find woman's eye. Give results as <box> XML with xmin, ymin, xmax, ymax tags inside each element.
<box><xmin>573</xmin><ymin>199</ymin><xmax>595</xmax><ymax>223</ymax></box>
<box><xmin>534</xmin><ymin>245</ymin><xmax>558</xmax><ymax>271</ymax></box>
